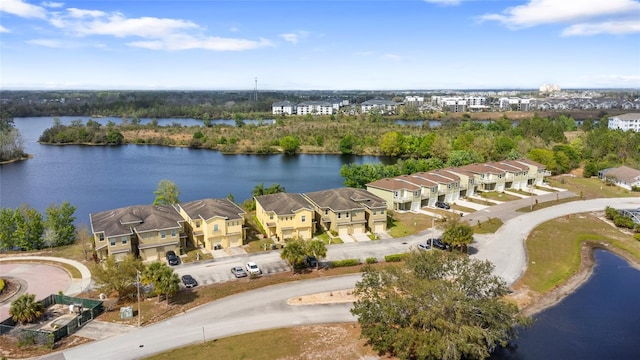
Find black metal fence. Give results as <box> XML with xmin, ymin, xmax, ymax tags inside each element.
<box><xmin>0</xmin><ymin>294</ymin><xmax>103</xmax><ymax>347</ymax></box>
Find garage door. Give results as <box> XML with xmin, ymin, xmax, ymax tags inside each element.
<box><xmin>353</xmin><ymin>225</ymin><xmax>364</xmax><ymax>234</ymax></box>
<box><xmin>338</xmin><ymin>227</ymin><xmax>349</xmax><ymax>237</ymax></box>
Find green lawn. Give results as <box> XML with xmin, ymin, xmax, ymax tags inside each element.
<box><xmin>546</xmin><ymin>176</ymin><xmax>636</xmax><ymax>199</ymax></box>
<box><xmin>472</xmin><ymin>218</ymin><xmax>503</xmax><ymax>234</ymax></box>
<box><xmin>515</xmin><ymin>213</ymin><xmax>640</xmax><ymax>294</ymax></box>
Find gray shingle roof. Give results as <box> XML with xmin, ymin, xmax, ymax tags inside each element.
<box><xmin>178</xmin><ymin>198</ymin><xmax>245</xmax><ymax>221</ymax></box>
<box><xmin>90</xmin><ymin>205</ymin><xmax>184</xmax><ymax>238</ymax></box>
<box><xmin>304</xmin><ymin>188</ymin><xmax>386</xmax><ymax>211</ymax></box>
<box><xmin>255</xmin><ymin>193</ymin><xmax>312</xmax><ymax>215</ymax></box>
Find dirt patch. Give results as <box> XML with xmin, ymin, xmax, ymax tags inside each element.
<box><xmin>288</xmin><ymin>289</ymin><xmax>358</xmax><ymax>305</ymax></box>
<box><xmin>0</xmin><ymin>277</ymin><xmax>22</xmax><ymax>303</ymax></box>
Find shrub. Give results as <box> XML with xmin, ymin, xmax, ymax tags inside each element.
<box><xmin>634</xmin><ymin>233</ymin><xmax>640</xmax><ymax>241</ymax></box>
<box><xmin>385</xmin><ymin>253</ymin><xmax>407</xmax><ymax>262</ymax></box>
<box><xmin>330</xmin><ymin>259</ymin><xmax>361</xmax><ymax>268</ymax></box>
<box><xmin>365</xmin><ymin>257</ymin><xmax>378</xmax><ymax>264</ymax></box>
<box><xmin>0</xmin><ymin>278</ymin><xmax>5</xmax><ymax>293</ymax></box>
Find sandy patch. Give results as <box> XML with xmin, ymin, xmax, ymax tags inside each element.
<box><xmin>288</xmin><ymin>289</ymin><xmax>357</xmax><ymax>305</ymax></box>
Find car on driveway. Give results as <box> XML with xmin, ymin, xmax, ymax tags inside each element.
<box><xmin>165</xmin><ymin>250</ymin><xmax>179</xmax><ymax>266</ymax></box>
<box><xmin>181</xmin><ymin>274</ymin><xmax>197</xmax><ymax>288</ymax></box>
<box><xmin>231</xmin><ymin>266</ymin><xmax>247</xmax><ymax>278</ymax></box>
<box><xmin>435</xmin><ymin>201</ymin><xmax>451</xmax><ymax>210</ymax></box>
<box><xmin>304</xmin><ymin>256</ymin><xmax>318</xmax><ymax>268</ymax></box>
<box><xmin>418</xmin><ymin>243</ymin><xmax>431</xmax><ymax>251</ymax></box>
<box><xmin>246</xmin><ymin>262</ymin><xmax>262</xmax><ymax>275</ymax></box>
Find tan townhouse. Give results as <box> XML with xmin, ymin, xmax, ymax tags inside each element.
<box><xmin>303</xmin><ymin>188</ymin><xmax>387</xmax><ymax>237</ymax></box>
<box><xmin>514</xmin><ymin>159</ymin><xmax>551</xmax><ymax>187</ymax></box>
<box><xmin>254</xmin><ymin>193</ymin><xmax>314</xmax><ymax>241</ymax></box>
<box><xmin>90</xmin><ymin>205</ymin><xmax>185</xmax><ymax>262</ymax></box>
<box><xmin>174</xmin><ymin>198</ymin><xmax>246</xmax><ymax>251</ymax></box>
<box><xmin>457</xmin><ymin>164</ymin><xmax>507</xmax><ymax>192</ymax></box>
<box><xmin>367</xmin><ymin>177</ymin><xmax>423</xmax><ymax>211</ymax></box>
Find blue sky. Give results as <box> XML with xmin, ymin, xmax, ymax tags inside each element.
<box><xmin>1</xmin><ymin>0</ymin><xmax>639</xmax><ymax>90</ymax></box>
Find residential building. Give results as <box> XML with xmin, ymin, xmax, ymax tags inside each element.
<box><xmin>90</xmin><ymin>205</ymin><xmax>186</xmax><ymax>262</ymax></box>
<box><xmin>499</xmin><ymin>97</ymin><xmax>534</xmax><ymax>111</ymax></box>
<box><xmin>174</xmin><ymin>198</ymin><xmax>246</xmax><ymax>251</ymax></box>
<box><xmin>254</xmin><ymin>193</ymin><xmax>315</xmax><ymax>241</ymax></box>
<box><xmin>360</xmin><ymin>98</ymin><xmax>398</xmax><ymax>114</ymax></box>
<box><xmin>366</xmin><ymin>177</ymin><xmax>423</xmax><ymax>212</ymax></box>
<box><xmin>272</xmin><ymin>100</ymin><xmax>296</xmax><ymax>115</ymax></box>
<box><xmin>404</xmin><ymin>96</ymin><xmax>425</xmax><ymax>107</ymax></box>
<box><xmin>296</xmin><ymin>101</ymin><xmax>333</xmax><ymax>115</ymax></box>
<box><xmin>303</xmin><ymin>188</ymin><xmax>387</xmax><ymax>236</ymax></box>
<box><xmin>608</xmin><ymin>113</ymin><xmax>640</xmax><ymax>132</ymax></box>
<box><xmin>598</xmin><ymin>166</ymin><xmax>640</xmax><ymax>190</ymax></box>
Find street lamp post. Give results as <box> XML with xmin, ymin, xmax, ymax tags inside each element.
<box><xmin>137</xmin><ymin>270</ymin><xmax>141</xmax><ymax>327</ymax></box>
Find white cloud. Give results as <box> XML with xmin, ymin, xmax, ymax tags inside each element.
<box><xmin>479</xmin><ymin>0</ymin><xmax>640</xmax><ymax>35</ymax></box>
<box><xmin>423</xmin><ymin>0</ymin><xmax>463</xmax><ymax>6</ymax></box>
<box><xmin>66</xmin><ymin>8</ymin><xmax>106</xmax><ymax>18</ymax></box>
<box><xmin>128</xmin><ymin>35</ymin><xmax>272</xmax><ymax>51</ymax></box>
<box><xmin>279</xmin><ymin>31</ymin><xmax>309</xmax><ymax>44</ymax></box>
<box><xmin>26</xmin><ymin>38</ymin><xmax>63</xmax><ymax>47</ymax></box>
<box><xmin>0</xmin><ymin>0</ymin><xmax>47</xmax><ymax>19</ymax></box>
<box><xmin>383</xmin><ymin>53</ymin><xmax>402</xmax><ymax>61</ymax></box>
<box><xmin>0</xmin><ymin>25</ymin><xmax>10</xmax><ymax>33</ymax></box>
<box><xmin>41</xmin><ymin>1</ymin><xmax>64</xmax><ymax>8</ymax></box>
<box><xmin>562</xmin><ymin>20</ymin><xmax>640</xmax><ymax>36</ymax></box>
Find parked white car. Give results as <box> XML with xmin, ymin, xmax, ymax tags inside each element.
<box><xmin>246</xmin><ymin>261</ymin><xmax>262</xmax><ymax>275</ymax></box>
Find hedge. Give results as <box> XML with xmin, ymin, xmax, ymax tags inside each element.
<box><xmin>365</xmin><ymin>257</ymin><xmax>378</xmax><ymax>264</ymax></box>
<box><xmin>330</xmin><ymin>259</ymin><xmax>361</xmax><ymax>268</ymax></box>
<box><xmin>384</xmin><ymin>253</ymin><xmax>407</xmax><ymax>262</ymax></box>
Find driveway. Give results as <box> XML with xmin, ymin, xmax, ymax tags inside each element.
<box><xmin>38</xmin><ymin>196</ymin><xmax>640</xmax><ymax>359</ymax></box>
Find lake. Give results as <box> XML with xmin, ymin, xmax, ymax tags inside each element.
<box><xmin>491</xmin><ymin>250</ymin><xmax>640</xmax><ymax>359</ymax></box>
<box><xmin>1</xmin><ymin>116</ymin><xmax>390</xmax><ymax>225</ymax></box>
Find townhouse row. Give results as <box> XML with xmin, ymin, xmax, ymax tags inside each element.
<box><xmin>90</xmin><ymin>188</ymin><xmax>388</xmax><ymax>262</ymax></box>
<box><xmin>366</xmin><ymin>159</ymin><xmax>550</xmax><ymax>212</ymax></box>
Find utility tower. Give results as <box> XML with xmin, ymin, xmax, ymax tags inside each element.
<box><xmin>254</xmin><ymin>77</ymin><xmax>258</xmax><ymax>102</ymax></box>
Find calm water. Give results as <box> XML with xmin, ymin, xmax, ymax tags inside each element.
<box><xmin>492</xmin><ymin>250</ymin><xmax>640</xmax><ymax>359</ymax></box>
<box><xmin>3</xmin><ymin>118</ymin><xmax>640</xmax><ymax>358</ymax></box>
<box><xmin>1</xmin><ymin>117</ymin><xmax>390</xmax><ymax>225</ymax></box>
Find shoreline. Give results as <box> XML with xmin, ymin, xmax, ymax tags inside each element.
<box><xmin>517</xmin><ymin>241</ymin><xmax>640</xmax><ymax>317</ymax></box>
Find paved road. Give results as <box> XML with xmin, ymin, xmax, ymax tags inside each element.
<box><xmin>39</xmin><ymin>195</ymin><xmax>640</xmax><ymax>359</ymax></box>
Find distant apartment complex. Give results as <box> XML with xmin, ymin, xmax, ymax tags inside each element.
<box><xmin>608</xmin><ymin>113</ymin><xmax>640</xmax><ymax>132</ymax></box>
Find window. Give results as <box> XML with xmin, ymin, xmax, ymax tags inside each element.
<box><xmin>214</xmin><ymin>224</ymin><xmax>219</xmax><ymax>232</ymax></box>
<box><xmin>447</xmin><ymin>183</ymin><xmax>451</xmax><ymax>189</ymax></box>
<box><xmin>394</xmin><ymin>191</ymin><xmax>398</xmax><ymax>197</ymax></box>
<box><xmin>325</xmin><ymin>209</ymin><xmax>329</xmax><ymax>215</ymax></box>
<box><xmin>171</xmin><ymin>229</ymin><xmax>176</xmax><ymax>237</ymax></box>
<box><xmin>414</xmin><ymin>191</ymin><xmax>419</xmax><ymax>196</ymax></box>
<box><xmin>381</xmin><ymin>209</ymin><xmax>385</xmax><ymax>215</ymax></box>
<box><xmin>99</xmin><ymin>234</ymin><xmax>104</xmax><ymax>242</ymax></box>
<box><xmin>338</xmin><ymin>213</ymin><xmax>342</xmax><ymax>219</ymax></box>
<box><xmin>373</xmin><ymin>210</ymin><xmax>377</xmax><ymax>215</ymax></box>
<box><xmin>161</xmin><ymin>231</ymin><xmax>166</xmax><ymax>239</ymax></box>
<box><xmin>301</xmin><ymin>215</ymin><xmax>306</xmax><ymax>222</ymax></box>
<box><xmin>121</xmin><ymin>236</ymin><xmax>127</xmax><ymax>245</ymax></box>
<box><xmin>432</xmin><ymin>187</ymin><xmax>436</xmax><ymax>193</ymax></box>
<box><xmin>109</xmin><ymin>238</ymin><xmax>115</xmax><ymax>246</ymax></box>
<box><xmin>346</xmin><ymin>212</ymin><xmax>350</xmax><ymax>218</ymax></box>
<box><xmin>196</xmin><ymin>221</ymin><xmax>201</xmax><ymax>228</ymax></box>
<box><xmin>270</xmin><ymin>214</ymin><xmax>274</xmax><ymax>220</ymax></box>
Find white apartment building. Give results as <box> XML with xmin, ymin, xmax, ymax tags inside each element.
<box><xmin>361</xmin><ymin>99</ymin><xmax>398</xmax><ymax>114</ymax></box>
<box><xmin>608</xmin><ymin>113</ymin><xmax>640</xmax><ymax>132</ymax></box>
<box><xmin>499</xmin><ymin>97</ymin><xmax>534</xmax><ymax>111</ymax></box>
<box><xmin>272</xmin><ymin>101</ymin><xmax>296</xmax><ymax>115</ymax></box>
<box><xmin>296</xmin><ymin>101</ymin><xmax>333</xmax><ymax>115</ymax></box>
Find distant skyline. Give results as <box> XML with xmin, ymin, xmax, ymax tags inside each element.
<box><xmin>1</xmin><ymin>0</ymin><xmax>639</xmax><ymax>90</ymax></box>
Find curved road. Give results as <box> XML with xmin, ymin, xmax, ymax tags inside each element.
<box><xmin>42</xmin><ymin>196</ymin><xmax>640</xmax><ymax>359</ymax></box>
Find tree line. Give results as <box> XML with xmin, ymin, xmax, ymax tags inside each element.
<box><xmin>0</xmin><ymin>112</ymin><xmax>27</xmax><ymax>162</ymax></box>
<box><xmin>0</xmin><ymin>202</ymin><xmax>76</xmax><ymax>251</ymax></box>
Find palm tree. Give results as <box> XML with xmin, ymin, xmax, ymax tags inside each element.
<box><xmin>10</xmin><ymin>293</ymin><xmax>45</xmax><ymax>324</ymax></box>
<box><xmin>280</xmin><ymin>238</ymin><xmax>306</xmax><ymax>273</ymax></box>
<box><xmin>306</xmin><ymin>239</ymin><xmax>327</xmax><ymax>270</ymax></box>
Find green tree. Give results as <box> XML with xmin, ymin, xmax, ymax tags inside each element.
<box><xmin>13</xmin><ymin>205</ymin><xmax>44</xmax><ymax>250</ymax></box>
<box><xmin>0</xmin><ymin>207</ymin><xmax>17</xmax><ymax>250</ymax></box>
<box><xmin>339</xmin><ymin>135</ymin><xmax>356</xmax><ymax>155</ymax></box>
<box><xmin>153</xmin><ymin>179</ymin><xmax>180</xmax><ymax>205</ymax></box>
<box><xmin>441</xmin><ymin>216</ymin><xmax>474</xmax><ymax>253</ymax></box>
<box><xmin>280</xmin><ymin>238</ymin><xmax>307</xmax><ymax>273</ymax></box>
<box><xmin>351</xmin><ymin>251</ymin><xmax>528</xmax><ymax>360</ymax></box>
<box><xmin>280</xmin><ymin>135</ymin><xmax>300</xmax><ymax>155</ymax></box>
<box><xmin>143</xmin><ymin>262</ymin><xmax>180</xmax><ymax>303</ymax></box>
<box><xmin>306</xmin><ymin>239</ymin><xmax>327</xmax><ymax>270</ymax></box>
<box><xmin>93</xmin><ymin>254</ymin><xmax>143</xmax><ymax>300</ymax></box>
<box><xmin>10</xmin><ymin>293</ymin><xmax>45</xmax><ymax>324</ymax></box>
<box><xmin>380</xmin><ymin>131</ymin><xmax>405</xmax><ymax>157</ymax></box>
<box><xmin>45</xmin><ymin>201</ymin><xmax>77</xmax><ymax>246</ymax></box>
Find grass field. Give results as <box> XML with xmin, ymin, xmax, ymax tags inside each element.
<box><xmin>547</xmin><ymin>176</ymin><xmax>636</xmax><ymax>199</ymax></box>
<box><xmin>386</xmin><ymin>211</ymin><xmax>435</xmax><ymax>237</ymax></box>
<box><xmin>514</xmin><ymin>213</ymin><xmax>639</xmax><ymax>294</ymax></box>
<box><xmin>472</xmin><ymin>218</ymin><xmax>503</xmax><ymax>234</ymax></box>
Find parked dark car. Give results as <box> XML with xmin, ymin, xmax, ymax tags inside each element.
<box><xmin>429</xmin><ymin>237</ymin><xmax>450</xmax><ymax>251</ymax></box>
<box><xmin>435</xmin><ymin>201</ymin><xmax>451</xmax><ymax>210</ymax></box>
<box><xmin>231</xmin><ymin>266</ymin><xmax>248</xmax><ymax>278</ymax></box>
<box><xmin>165</xmin><ymin>250</ymin><xmax>179</xmax><ymax>266</ymax></box>
<box><xmin>305</xmin><ymin>255</ymin><xmax>318</xmax><ymax>268</ymax></box>
<box><xmin>181</xmin><ymin>274</ymin><xmax>197</xmax><ymax>288</ymax></box>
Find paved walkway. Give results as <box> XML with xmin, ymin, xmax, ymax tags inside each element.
<box><xmin>0</xmin><ymin>256</ymin><xmax>92</xmax><ymax>296</ymax></box>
